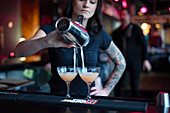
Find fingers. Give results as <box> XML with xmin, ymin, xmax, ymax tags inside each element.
<box><xmin>49</xmin><ymin>31</ymin><xmax>76</xmax><ymax>48</ymax></box>
<box><xmin>147</xmin><ymin>62</ymin><xmax>152</xmax><ymax>71</ymax></box>
<box><xmin>90</xmin><ymin>89</ymin><xmax>106</xmax><ymax>96</ymax></box>
<box><xmin>54</xmin><ymin>31</ymin><xmax>76</xmax><ymax>48</ymax></box>
<box><xmin>90</xmin><ymin>87</ymin><xmax>96</xmax><ymax>95</ymax></box>
<box><xmin>91</xmin><ymin>87</ymin><xmax>97</xmax><ymax>91</ymax></box>
<box><xmin>143</xmin><ymin>61</ymin><xmax>152</xmax><ymax>72</ymax></box>
<box><xmin>90</xmin><ymin>90</ymin><xmax>98</xmax><ymax>96</ymax></box>
<box><xmin>146</xmin><ymin>65</ymin><xmax>152</xmax><ymax>72</ymax></box>
<box><xmin>90</xmin><ymin>87</ymin><xmax>102</xmax><ymax>96</ymax></box>
<box><xmin>90</xmin><ymin>87</ymin><xmax>108</xmax><ymax>96</ymax></box>
<box><xmin>65</xmin><ymin>43</ymin><xmax>76</xmax><ymax>48</ymax></box>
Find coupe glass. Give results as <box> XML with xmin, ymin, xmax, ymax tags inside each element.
<box><xmin>57</xmin><ymin>66</ymin><xmax>77</xmax><ymax>98</ymax></box>
<box><xmin>78</xmin><ymin>67</ymin><xmax>100</xmax><ymax>99</ymax></box>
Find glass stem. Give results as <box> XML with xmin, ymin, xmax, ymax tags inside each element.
<box><xmin>87</xmin><ymin>84</ymin><xmax>91</xmax><ymax>99</ymax></box>
<box><xmin>66</xmin><ymin>82</ymin><xmax>70</xmax><ymax>98</ymax></box>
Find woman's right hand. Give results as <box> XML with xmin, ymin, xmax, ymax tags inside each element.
<box><xmin>42</xmin><ymin>30</ymin><xmax>76</xmax><ymax>48</ymax></box>
<box><xmin>14</xmin><ymin>29</ymin><xmax>76</xmax><ymax>57</ymax></box>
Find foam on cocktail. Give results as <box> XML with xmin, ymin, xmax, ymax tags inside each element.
<box><xmin>79</xmin><ymin>72</ymin><xmax>99</xmax><ymax>84</ymax></box>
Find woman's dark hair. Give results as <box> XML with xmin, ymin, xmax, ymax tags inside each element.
<box><xmin>63</xmin><ymin>0</ymin><xmax>103</xmax><ymax>37</ymax></box>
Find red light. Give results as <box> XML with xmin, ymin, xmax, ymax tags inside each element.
<box><xmin>169</xmin><ymin>7</ymin><xmax>170</xmax><ymax>12</ymax></box>
<box><xmin>10</xmin><ymin>52</ymin><xmax>15</xmax><ymax>57</ymax></box>
<box><xmin>122</xmin><ymin>0</ymin><xmax>127</xmax><ymax>8</ymax></box>
<box><xmin>115</xmin><ymin>0</ymin><xmax>119</xmax><ymax>2</ymax></box>
<box><xmin>140</xmin><ymin>7</ymin><xmax>147</xmax><ymax>13</ymax></box>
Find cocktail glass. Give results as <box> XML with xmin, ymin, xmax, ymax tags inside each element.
<box><xmin>78</xmin><ymin>67</ymin><xmax>100</xmax><ymax>99</ymax></box>
<box><xmin>57</xmin><ymin>66</ymin><xmax>77</xmax><ymax>98</ymax></box>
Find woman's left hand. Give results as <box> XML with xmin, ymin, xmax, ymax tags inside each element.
<box><xmin>90</xmin><ymin>87</ymin><xmax>109</xmax><ymax>96</ymax></box>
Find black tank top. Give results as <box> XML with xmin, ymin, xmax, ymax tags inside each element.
<box><xmin>40</xmin><ymin>22</ymin><xmax>111</xmax><ymax>96</ymax></box>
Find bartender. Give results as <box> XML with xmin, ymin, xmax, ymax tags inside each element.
<box><xmin>14</xmin><ymin>0</ymin><xmax>126</xmax><ymax>97</ymax></box>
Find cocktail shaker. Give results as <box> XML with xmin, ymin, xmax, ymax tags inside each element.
<box><xmin>156</xmin><ymin>92</ymin><xmax>169</xmax><ymax>113</ymax></box>
<box><xmin>55</xmin><ymin>17</ymin><xmax>90</xmax><ymax>46</ymax></box>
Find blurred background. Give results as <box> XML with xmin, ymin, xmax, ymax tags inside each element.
<box><xmin>0</xmin><ymin>0</ymin><xmax>170</xmax><ymax>99</ymax></box>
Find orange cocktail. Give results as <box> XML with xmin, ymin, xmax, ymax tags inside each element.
<box><xmin>57</xmin><ymin>66</ymin><xmax>77</xmax><ymax>98</ymax></box>
<box><xmin>78</xmin><ymin>67</ymin><xmax>100</xmax><ymax>99</ymax></box>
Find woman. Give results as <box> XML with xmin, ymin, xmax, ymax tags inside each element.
<box><xmin>15</xmin><ymin>0</ymin><xmax>126</xmax><ymax>96</ymax></box>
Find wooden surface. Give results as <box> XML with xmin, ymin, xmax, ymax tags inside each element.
<box><xmin>0</xmin><ymin>78</ymin><xmax>28</xmax><ymax>85</ymax></box>
<box><xmin>0</xmin><ymin>78</ymin><xmax>35</xmax><ymax>90</ymax></box>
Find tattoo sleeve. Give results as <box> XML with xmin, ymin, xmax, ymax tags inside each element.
<box><xmin>104</xmin><ymin>41</ymin><xmax>126</xmax><ymax>95</ymax></box>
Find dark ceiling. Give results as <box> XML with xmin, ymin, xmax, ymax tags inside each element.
<box><xmin>135</xmin><ymin>0</ymin><xmax>170</xmax><ymax>15</ymax></box>
<box><xmin>107</xmin><ymin>0</ymin><xmax>170</xmax><ymax>15</ymax></box>
<box><xmin>40</xmin><ymin>0</ymin><xmax>170</xmax><ymax>15</ymax></box>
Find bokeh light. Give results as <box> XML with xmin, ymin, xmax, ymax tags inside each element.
<box><xmin>155</xmin><ymin>24</ymin><xmax>161</xmax><ymax>29</ymax></box>
<box><xmin>10</xmin><ymin>52</ymin><xmax>15</xmax><ymax>57</ymax></box>
<box><xmin>8</xmin><ymin>21</ymin><xmax>13</xmax><ymax>28</ymax></box>
<box><xmin>122</xmin><ymin>0</ymin><xmax>127</xmax><ymax>8</ymax></box>
<box><xmin>140</xmin><ymin>7</ymin><xmax>147</xmax><ymax>13</ymax></box>
<box><xmin>141</xmin><ymin>23</ymin><xmax>151</xmax><ymax>36</ymax></box>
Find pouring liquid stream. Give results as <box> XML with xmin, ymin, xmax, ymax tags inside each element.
<box><xmin>73</xmin><ymin>42</ymin><xmax>85</xmax><ymax>72</ymax></box>
<box><xmin>73</xmin><ymin>15</ymin><xmax>85</xmax><ymax>73</ymax></box>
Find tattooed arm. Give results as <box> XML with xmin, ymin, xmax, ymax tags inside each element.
<box><xmin>103</xmin><ymin>41</ymin><xmax>126</xmax><ymax>95</ymax></box>
<box><xmin>91</xmin><ymin>41</ymin><xmax>126</xmax><ymax>96</ymax></box>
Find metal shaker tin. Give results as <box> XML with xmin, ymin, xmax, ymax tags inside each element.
<box><xmin>55</xmin><ymin>17</ymin><xmax>90</xmax><ymax>46</ymax></box>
